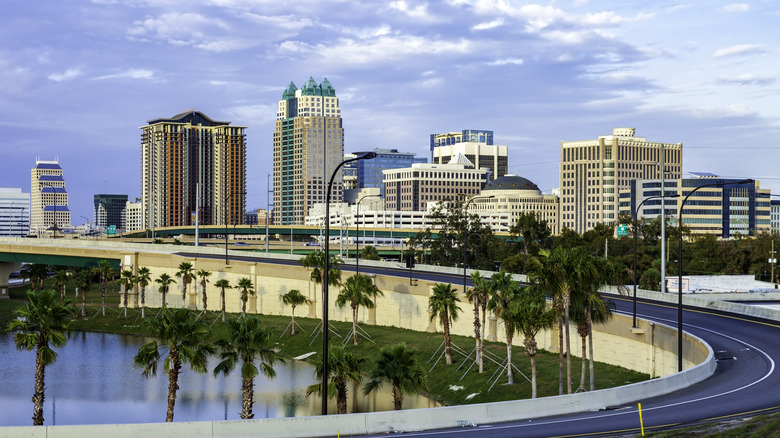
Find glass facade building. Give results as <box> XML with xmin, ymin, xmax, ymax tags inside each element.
<box><xmin>352</xmin><ymin>148</ymin><xmax>426</xmax><ymax>197</ymax></box>
<box><xmin>94</xmin><ymin>194</ymin><xmax>128</xmax><ymax>230</ymax></box>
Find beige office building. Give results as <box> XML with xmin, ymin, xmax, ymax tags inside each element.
<box><xmin>560</xmin><ymin>128</ymin><xmax>682</xmax><ymax>233</ymax></box>
<box><xmin>471</xmin><ymin>175</ymin><xmax>560</xmax><ymax>233</ymax></box>
<box><xmin>273</xmin><ymin>77</ymin><xmax>344</xmax><ymax>225</ymax></box>
<box><xmin>383</xmin><ymin>155</ymin><xmax>487</xmax><ymax>211</ymax></box>
<box><xmin>30</xmin><ymin>160</ymin><xmax>71</xmax><ymax>235</ymax></box>
<box><xmin>432</xmin><ymin>142</ymin><xmax>508</xmax><ymax>181</ymax></box>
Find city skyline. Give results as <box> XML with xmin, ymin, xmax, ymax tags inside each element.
<box><xmin>1</xmin><ymin>1</ymin><xmax>778</xmax><ymax>222</ymax></box>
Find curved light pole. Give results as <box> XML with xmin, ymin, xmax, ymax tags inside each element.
<box><xmin>677</xmin><ymin>178</ymin><xmax>752</xmax><ymax>371</ymax></box>
<box><xmin>632</xmin><ymin>193</ymin><xmax>679</xmax><ymax>328</ymax></box>
<box><xmin>224</xmin><ymin>191</ymin><xmax>246</xmax><ymax>265</ymax></box>
<box><xmin>355</xmin><ymin>194</ymin><xmax>380</xmax><ymax>275</ymax></box>
<box><xmin>322</xmin><ymin>152</ymin><xmax>376</xmax><ymax>415</ymax></box>
<box><xmin>462</xmin><ymin>195</ymin><xmax>493</xmax><ymax>297</ymax></box>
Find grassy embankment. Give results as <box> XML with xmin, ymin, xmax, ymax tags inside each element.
<box><xmin>1</xmin><ymin>280</ymin><xmax>647</xmax><ymax>407</ymax></box>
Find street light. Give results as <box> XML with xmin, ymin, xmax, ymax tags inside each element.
<box><xmin>677</xmin><ymin>178</ymin><xmax>752</xmax><ymax>371</ymax></box>
<box><xmin>355</xmin><ymin>194</ymin><xmax>380</xmax><ymax>275</ymax></box>
<box><xmin>224</xmin><ymin>191</ymin><xmax>247</xmax><ymax>265</ymax></box>
<box><xmin>632</xmin><ymin>193</ymin><xmax>679</xmax><ymax>328</ymax></box>
<box><xmin>322</xmin><ymin>152</ymin><xmax>376</xmax><ymax>415</ymax></box>
<box><xmin>462</xmin><ymin>195</ymin><xmax>494</xmax><ymax>298</ymax></box>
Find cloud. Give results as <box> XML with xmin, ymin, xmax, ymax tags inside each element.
<box><xmin>387</xmin><ymin>1</ymin><xmax>440</xmax><ymax>22</ymax></box>
<box><xmin>48</xmin><ymin>68</ymin><xmax>83</xmax><ymax>82</ymax></box>
<box><xmin>486</xmin><ymin>58</ymin><xmax>523</xmax><ymax>66</ymax></box>
<box><xmin>472</xmin><ymin>18</ymin><xmax>505</xmax><ymax>31</ymax></box>
<box><xmin>93</xmin><ymin>69</ymin><xmax>156</xmax><ymax>80</ymax></box>
<box><xmin>713</xmin><ymin>44</ymin><xmax>765</xmax><ymax>58</ymax></box>
<box><xmin>722</xmin><ymin>3</ymin><xmax>749</xmax><ymax>12</ymax></box>
<box><xmin>716</xmin><ymin>74</ymin><xmax>775</xmax><ymax>86</ymax></box>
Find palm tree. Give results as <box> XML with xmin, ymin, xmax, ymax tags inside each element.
<box><xmin>7</xmin><ymin>289</ymin><xmax>75</xmax><ymax>425</ymax></box>
<box><xmin>486</xmin><ymin>269</ymin><xmax>520</xmax><ymax>385</ymax></box>
<box><xmin>299</xmin><ymin>250</ymin><xmax>342</xmax><ymax>289</ymax></box>
<box><xmin>307</xmin><ymin>345</ymin><xmax>366</xmax><ymax>414</ymax></box>
<box><xmin>213</xmin><ymin>317</ymin><xmax>284</xmax><ymax>419</ymax></box>
<box><xmin>136</xmin><ymin>267</ymin><xmax>151</xmax><ymax>319</ymax></box>
<box><xmin>21</xmin><ymin>263</ymin><xmax>49</xmax><ymax>290</ymax></box>
<box><xmin>196</xmin><ymin>269</ymin><xmax>212</xmax><ymax>319</ymax></box>
<box><xmin>467</xmin><ymin>271</ymin><xmax>488</xmax><ymax>373</ymax></box>
<box><xmin>428</xmin><ymin>283</ymin><xmax>461</xmax><ymax>365</ymax></box>
<box><xmin>363</xmin><ymin>343</ymin><xmax>426</xmax><ymax>411</ymax></box>
<box><xmin>155</xmin><ymin>273</ymin><xmax>176</xmax><ymax>308</ymax></box>
<box><xmin>134</xmin><ymin>308</ymin><xmax>214</xmax><ymax>422</ymax></box>
<box><xmin>74</xmin><ymin>268</ymin><xmax>93</xmax><ymax>317</ymax></box>
<box><xmin>118</xmin><ymin>269</ymin><xmax>136</xmax><ymax>318</ymax></box>
<box><xmin>359</xmin><ymin>245</ymin><xmax>380</xmax><ymax>261</ymax></box>
<box><xmin>215</xmin><ymin>279</ymin><xmax>232</xmax><ymax>323</ymax></box>
<box><xmin>237</xmin><ymin>277</ymin><xmax>254</xmax><ymax>316</ymax></box>
<box><xmin>336</xmin><ymin>274</ymin><xmax>383</xmax><ymax>345</ymax></box>
<box><xmin>175</xmin><ymin>262</ymin><xmax>195</xmax><ymax>306</ymax></box>
<box><xmin>52</xmin><ymin>269</ymin><xmax>69</xmax><ymax>302</ymax></box>
<box><xmin>509</xmin><ymin>286</ymin><xmax>556</xmax><ymax>398</ymax></box>
<box><xmin>95</xmin><ymin>260</ymin><xmax>114</xmax><ymax>317</ymax></box>
<box><xmin>281</xmin><ymin>289</ymin><xmax>310</xmax><ymax>335</ymax></box>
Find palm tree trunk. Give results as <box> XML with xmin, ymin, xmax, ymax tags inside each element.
<box><xmin>101</xmin><ymin>275</ymin><xmax>106</xmax><ymax>317</ymax></box>
<box><xmin>588</xmin><ymin>301</ymin><xmax>595</xmax><ymax>391</ymax></box>
<box><xmin>291</xmin><ymin>306</ymin><xmax>297</xmax><ymax>335</ymax></box>
<box><xmin>444</xmin><ymin>310</ymin><xmax>453</xmax><ymax>365</ymax></box>
<box><xmin>241</xmin><ymin>376</ymin><xmax>255</xmax><ymax>419</ymax></box>
<box><xmin>525</xmin><ymin>336</ymin><xmax>537</xmax><ymax>398</ymax></box>
<box><xmin>579</xmin><ymin>334</ymin><xmax>587</xmax><ymax>391</ymax></box>
<box><xmin>81</xmin><ymin>289</ymin><xmax>86</xmax><ymax>317</ymax></box>
<box><xmin>242</xmin><ymin>295</ymin><xmax>247</xmax><ymax>316</ymax></box>
<box><xmin>60</xmin><ymin>285</ymin><xmax>65</xmax><ymax>303</ymax></box>
<box><xmin>162</xmin><ymin>290</ymin><xmax>167</xmax><ymax>308</ymax></box>
<box><xmin>141</xmin><ymin>287</ymin><xmax>146</xmax><ymax>318</ymax></box>
<box><xmin>202</xmin><ymin>282</ymin><xmax>208</xmax><ymax>320</ymax></box>
<box><xmin>352</xmin><ymin>306</ymin><xmax>358</xmax><ymax>346</ymax></box>
<box><xmin>123</xmin><ymin>287</ymin><xmax>128</xmax><ymax>318</ymax></box>
<box><xmin>505</xmin><ymin>327</ymin><xmax>514</xmax><ymax>385</ymax></box>
<box><xmin>557</xmin><ymin>312</ymin><xmax>563</xmax><ymax>395</ymax></box>
<box><xmin>166</xmin><ymin>350</ymin><xmax>181</xmax><ymax>422</ymax></box>
<box><xmin>221</xmin><ymin>289</ymin><xmax>226</xmax><ymax>323</ymax></box>
<box><xmin>393</xmin><ymin>381</ymin><xmax>403</xmax><ymax>410</ymax></box>
<box><xmin>32</xmin><ymin>343</ymin><xmax>46</xmax><ymax>425</ymax></box>
<box><xmin>564</xmin><ymin>293</ymin><xmax>572</xmax><ymax>394</ymax></box>
<box><xmin>336</xmin><ymin>380</ymin><xmax>347</xmax><ymax>414</ymax></box>
<box><xmin>480</xmin><ymin>303</ymin><xmax>486</xmax><ymax>374</ymax></box>
<box><xmin>473</xmin><ymin>301</ymin><xmax>481</xmax><ymax>373</ymax></box>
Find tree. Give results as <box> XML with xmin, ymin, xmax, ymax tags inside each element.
<box><xmin>572</xmin><ymin>292</ymin><xmax>613</xmax><ymax>392</ymax></box>
<box><xmin>336</xmin><ymin>274</ymin><xmax>383</xmax><ymax>346</ymax></box>
<box><xmin>307</xmin><ymin>345</ymin><xmax>366</xmax><ymax>414</ymax></box>
<box><xmin>118</xmin><ymin>269</ymin><xmax>136</xmax><ymax>318</ymax></box>
<box><xmin>95</xmin><ymin>260</ymin><xmax>114</xmax><ymax>317</ymax></box>
<box><xmin>74</xmin><ymin>268</ymin><xmax>93</xmax><ymax>317</ymax></box>
<box><xmin>155</xmin><ymin>273</ymin><xmax>176</xmax><ymax>308</ymax></box>
<box><xmin>359</xmin><ymin>245</ymin><xmax>380</xmax><ymax>261</ymax></box>
<box><xmin>197</xmin><ymin>269</ymin><xmax>212</xmax><ymax>319</ymax></box>
<box><xmin>7</xmin><ymin>289</ymin><xmax>75</xmax><ymax>425</ymax></box>
<box><xmin>509</xmin><ymin>286</ymin><xmax>556</xmax><ymax>398</ymax></box>
<box><xmin>213</xmin><ymin>317</ymin><xmax>284</xmax><ymax>419</ymax></box>
<box><xmin>466</xmin><ymin>271</ymin><xmax>487</xmax><ymax>373</ymax></box>
<box><xmin>136</xmin><ymin>267</ymin><xmax>151</xmax><ymax>319</ymax></box>
<box><xmin>363</xmin><ymin>343</ymin><xmax>426</xmax><ymax>411</ymax></box>
<box><xmin>237</xmin><ymin>277</ymin><xmax>254</xmax><ymax>316</ymax></box>
<box><xmin>486</xmin><ymin>269</ymin><xmax>520</xmax><ymax>385</ymax></box>
<box><xmin>215</xmin><ymin>279</ymin><xmax>232</xmax><ymax>323</ymax></box>
<box><xmin>299</xmin><ymin>251</ymin><xmax>342</xmax><ymax>288</ymax></box>
<box><xmin>52</xmin><ymin>269</ymin><xmax>69</xmax><ymax>302</ymax></box>
<box><xmin>428</xmin><ymin>283</ymin><xmax>461</xmax><ymax>365</ymax></box>
<box><xmin>21</xmin><ymin>263</ymin><xmax>49</xmax><ymax>291</ymax></box>
<box><xmin>175</xmin><ymin>262</ymin><xmax>195</xmax><ymax>306</ymax></box>
<box><xmin>133</xmin><ymin>308</ymin><xmax>214</xmax><ymax>422</ymax></box>
<box><xmin>509</xmin><ymin>212</ymin><xmax>552</xmax><ymax>274</ymax></box>
<box><xmin>281</xmin><ymin>289</ymin><xmax>310</xmax><ymax>335</ymax></box>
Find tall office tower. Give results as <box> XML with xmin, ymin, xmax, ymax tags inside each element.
<box><xmin>352</xmin><ymin>148</ymin><xmax>426</xmax><ymax>196</ymax></box>
<box><xmin>141</xmin><ymin>110</ymin><xmax>246</xmax><ymax>229</ymax></box>
<box><xmin>560</xmin><ymin>128</ymin><xmax>682</xmax><ymax>233</ymax></box>
<box><xmin>273</xmin><ymin>77</ymin><xmax>344</xmax><ymax>225</ymax></box>
<box><xmin>124</xmin><ymin>201</ymin><xmax>143</xmax><ymax>232</ymax></box>
<box><xmin>0</xmin><ymin>188</ymin><xmax>31</xmax><ymax>237</ymax></box>
<box><xmin>30</xmin><ymin>159</ymin><xmax>71</xmax><ymax>235</ymax></box>
<box><xmin>430</xmin><ymin>129</ymin><xmax>493</xmax><ymax>157</ymax></box>
<box><xmin>432</xmin><ymin>142</ymin><xmax>507</xmax><ymax>181</ymax></box>
<box><xmin>94</xmin><ymin>194</ymin><xmax>128</xmax><ymax>231</ymax></box>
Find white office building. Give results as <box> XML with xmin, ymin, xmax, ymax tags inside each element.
<box><xmin>0</xmin><ymin>188</ymin><xmax>31</xmax><ymax>237</ymax></box>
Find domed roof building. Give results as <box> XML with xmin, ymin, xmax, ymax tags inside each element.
<box><xmin>471</xmin><ymin>174</ymin><xmax>559</xmax><ymax>233</ymax></box>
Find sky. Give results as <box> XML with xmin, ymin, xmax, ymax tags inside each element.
<box><xmin>2</xmin><ymin>0</ymin><xmax>779</xmax><ymax>224</ymax></box>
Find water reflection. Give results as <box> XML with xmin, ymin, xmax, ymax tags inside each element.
<box><xmin>0</xmin><ymin>332</ymin><xmax>438</xmax><ymax>426</ymax></box>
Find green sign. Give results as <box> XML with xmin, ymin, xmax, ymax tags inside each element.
<box><xmin>616</xmin><ymin>224</ymin><xmax>628</xmax><ymax>237</ymax></box>
<box><xmin>107</xmin><ymin>225</ymin><xmax>117</xmax><ymax>235</ymax></box>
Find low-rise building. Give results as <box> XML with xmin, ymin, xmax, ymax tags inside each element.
<box><xmin>471</xmin><ymin>175</ymin><xmax>560</xmax><ymax>233</ymax></box>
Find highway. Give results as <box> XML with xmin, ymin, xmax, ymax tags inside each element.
<box><xmin>182</xmin><ymin>251</ymin><xmax>780</xmax><ymax>436</ymax></box>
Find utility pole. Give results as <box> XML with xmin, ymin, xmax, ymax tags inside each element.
<box><xmin>771</xmin><ymin>240</ymin><xmax>777</xmax><ymax>287</ymax></box>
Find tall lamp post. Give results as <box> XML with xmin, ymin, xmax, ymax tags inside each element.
<box><xmin>322</xmin><ymin>152</ymin><xmax>376</xmax><ymax>415</ymax></box>
<box><xmin>355</xmin><ymin>194</ymin><xmax>380</xmax><ymax>275</ymax></box>
<box><xmin>462</xmin><ymin>195</ymin><xmax>493</xmax><ymax>297</ymax></box>
<box><xmin>224</xmin><ymin>191</ymin><xmax>246</xmax><ymax>265</ymax></box>
<box><xmin>632</xmin><ymin>193</ymin><xmax>679</xmax><ymax>328</ymax></box>
<box><xmin>677</xmin><ymin>178</ymin><xmax>752</xmax><ymax>371</ymax></box>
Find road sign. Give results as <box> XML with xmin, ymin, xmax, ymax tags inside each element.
<box><xmin>617</xmin><ymin>224</ymin><xmax>629</xmax><ymax>237</ymax></box>
<box><xmin>107</xmin><ymin>225</ymin><xmax>116</xmax><ymax>235</ymax></box>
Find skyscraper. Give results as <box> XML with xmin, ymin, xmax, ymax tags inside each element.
<box><xmin>0</xmin><ymin>188</ymin><xmax>31</xmax><ymax>237</ymax></box>
<box><xmin>30</xmin><ymin>159</ymin><xmax>71</xmax><ymax>235</ymax></box>
<box><xmin>352</xmin><ymin>148</ymin><xmax>426</xmax><ymax>196</ymax></box>
<box><xmin>560</xmin><ymin>128</ymin><xmax>683</xmax><ymax>233</ymax></box>
<box><xmin>140</xmin><ymin>110</ymin><xmax>246</xmax><ymax>229</ymax></box>
<box><xmin>94</xmin><ymin>194</ymin><xmax>128</xmax><ymax>231</ymax></box>
<box><xmin>273</xmin><ymin>77</ymin><xmax>344</xmax><ymax>225</ymax></box>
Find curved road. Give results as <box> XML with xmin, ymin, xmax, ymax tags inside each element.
<box><xmin>185</xmin><ymin>251</ymin><xmax>780</xmax><ymax>436</ymax></box>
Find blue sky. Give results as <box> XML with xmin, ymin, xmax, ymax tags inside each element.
<box><xmin>2</xmin><ymin>0</ymin><xmax>779</xmax><ymax>223</ymax></box>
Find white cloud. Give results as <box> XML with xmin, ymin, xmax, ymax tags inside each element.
<box><xmin>722</xmin><ymin>3</ymin><xmax>749</xmax><ymax>12</ymax></box>
<box><xmin>48</xmin><ymin>68</ymin><xmax>83</xmax><ymax>82</ymax></box>
<box><xmin>93</xmin><ymin>69</ymin><xmax>156</xmax><ymax>80</ymax></box>
<box><xmin>486</xmin><ymin>58</ymin><xmax>523</xmax><ymax>66</ymax></box>
<box><xmin>388</xmin><ymin>1</ymin><xmax>440</xmax><ymax>22</ymax></box>
<box><xmin>713</xmin><ymin>44</ymin><xmax>765</xmax><ymax>58</ymax></box>
<box><xmin>472</xmin><ymin>18</ymin><xmax>505</xmax><ymax>31</ymax></box>
<box><xmin>716</xmin><ymin>74</ymin><xmax>775</xmax><ymax>86</ymax></box>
